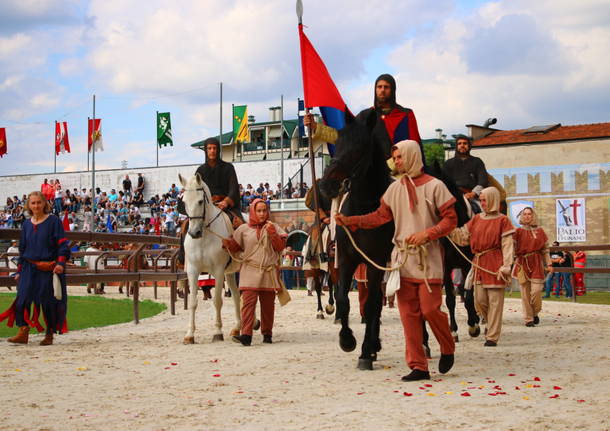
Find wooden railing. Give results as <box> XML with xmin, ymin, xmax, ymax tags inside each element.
<box><xmin>0</xmin><ymin>229</ymin><xmax>187</xmax><ymax>322</ymax></box>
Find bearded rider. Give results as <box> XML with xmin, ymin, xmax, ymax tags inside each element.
<box><xmin>304</xmin><ymin>73</ymin><xmax>423</xmax><ymax>169</ymax></box>
<box><xmin>442</xmin><ymin>134</ymin><xmax>488</xmax><ymax>213</ymax></box>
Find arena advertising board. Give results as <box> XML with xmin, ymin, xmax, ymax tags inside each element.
<box><xmin>556</xmin><ymin>198</ymin><xmax>586</xmax><ymax>242</ymax></box>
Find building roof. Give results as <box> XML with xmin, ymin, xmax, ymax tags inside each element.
<box><xmin>473</xmin><ymin>122</ymin><xmax>610</xmax><ymax>147</ymax></box>
<box><xmin>191</xmin><ymin>119</ymin><xmax>299</xmax><ymax>149</ymax></box>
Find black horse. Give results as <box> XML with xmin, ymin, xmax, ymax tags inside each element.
<box><xmin>319</xmin><ymin>110</ymin><xmax>394</xmax><ymax>371</ymax></box>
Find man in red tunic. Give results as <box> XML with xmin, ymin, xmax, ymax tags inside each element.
<box><xmin>450</xmin><ymin>187</ymin><xmax>514</xmax><ymax>346</ymax></box>
<box><xmin>336</xmin><ymin>140</ymin><xmax>457</xmax><ymax>381</ymax></box>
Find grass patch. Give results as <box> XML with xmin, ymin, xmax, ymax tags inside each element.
<box><xmin>0</xmin><ymin>292</ymin><xmax>166</xmax><ymax>337</ymax></box>
<box><xmin>505</xmin><ymin>290</ymin><xmax>610</xmax><ymax>305</ymax></box>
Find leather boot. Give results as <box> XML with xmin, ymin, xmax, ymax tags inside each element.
<box><xmin>8</xmin><ymin>326</ymin><xmax>29</xmax><ymax>344</ymax></box>
<box><xmin>39</xmin><ymin>333</ymin><xmax>54</xmax><ymax>346</ymax></box>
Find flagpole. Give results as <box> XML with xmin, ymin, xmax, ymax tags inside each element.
<box><xmin>280</xmin><ymin>95</ymin><xmax>284</xmax><ymax>199</ymax></box>
<box><xmin>219</xmin><ymin>82</ymin><xmax>223</xmax><ymax>154</ymax></box>
<box><xmin>54</xmin><ymin>121</ymin><xmax>57</xmax><ymax>174</ymax></box>
<box><xmin>296</xmin><ymin>0</ymin><xmax>322</xmax><ymax>240</ymax></box>
<box><xmin>87</xmin><ymin>117</ymin><xmax>90</xmax><ymax>171</ymax></box>
<box><xmin>232</xmin><ymin>104</ymin><xmax>235</xmax><ymax>162</ymax></box>
<box><xmin>91</xmin><ymin>94</ymin><xmax>96</xmax><ymax>232</ymax></box>
<box><xmin>156</xmin><ymin>110</ymin><xmax>159</xmax><ymax>167</ymax></box>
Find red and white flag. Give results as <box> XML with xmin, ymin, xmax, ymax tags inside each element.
<box><xmin>0</xmin><ymin>127</ymin><xmax>7</xmax><ymax>158</ymax></box>
<box><xmin>88</xmin><ymin>118</ymin><xmax>103</xmax><ymax>152</ymax></box>
<box><xmin>55</xmin><ymin>121</ymin><xmax>71</xmax><ymax>155</ymax></box>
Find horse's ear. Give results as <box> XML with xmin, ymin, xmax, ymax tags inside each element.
<box><xmin>344</xmin><ymin>109</ymin><xmax>355</xmax><ymax>125</ymax></box>
<box><xmin>365</xmin><ymin>109</ymin><xmax>376</xmax><ymax>132</ymax></box>
<box><xmin>195</xmin><ymin>173</ymin><xmax>203</xmax><ymax>185</ymax></box>
<box><xmin>178</xmin><ymin>173</ymin><xmax>186</xmax><ymax>187</ymax></box>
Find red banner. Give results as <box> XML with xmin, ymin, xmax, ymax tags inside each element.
<box><xmin>0</xmin><ymin>127</ymin><xmax>6</xmax><ymax>158</ymax></box>
<box><xmin>55</xmin><ymin>121</ymin><xmax>71</xmax><ymax>155</ymax></box>
<box><xmin>88</xmin><ymin>118</ymin><xmax>103</xmax><ymax>152</ymax></box>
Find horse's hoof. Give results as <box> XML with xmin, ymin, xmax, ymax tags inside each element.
<box><xmin>469</xmin><ymin>324</ymin><xmax>481</xmax><ymax>338</ymax></box>
<box><xmin>334</xmin><ymin>319</ymin><xmax>341</xmax><ymax>325</ymax></box>
<box><xmin>424</xmin><ymin>345</ymin><xmax>432</xmax><ymax>359</ymax></box>
<box><xmin>212</xmin><ymin>334</ymin><xmax>224</xmax><ymax>342</ymax></box>
<box><xmin>253</xmin><ymin>319</ymin><xmax>261</xmax><ymax>331</ymax></box>
<box><xmin>183</xmin><ymin>336</ymin><xmax>195</xmax><ymax>345</ymax></box>
<box><xmin>452</xmin><ymin>331</ymin><xmax>459</xmax><ymax>342</ymax></box>
<box><xmin>316</xmin><ymin>312</ymin><xmax>325</xmax><ymax>320</ymax></box>
<box><xmin>325</xmin><ymin>304</ymin><xmax>335</xmax><ymax>315</ymax></box>
<box><xmin>230</xmin><ymin>328</ymin><xmax>240</xmax><ymax>337</ymax></box>
<box><xmin>357</xmin><ymin>358</ymin><xmax>373</xmax><ymax>370</ymax></box>
<box><xmin>339</xmin><ymin>332</ymin><xmax>357</xmax><ymax>352</ymax></box>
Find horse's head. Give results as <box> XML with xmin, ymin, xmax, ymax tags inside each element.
<box><xmin>319</xmin><ymin>110</ymin><xmax>379</xmax><ymax>199</ymax></box>
<box><xmin>178</xmin><ymin>173</ymin><xmax>211</xmax><ymax>239</ymax></box>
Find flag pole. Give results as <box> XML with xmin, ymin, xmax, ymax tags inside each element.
<box><xmin>219</xmin><ymin>82</ymin><xmax>223</xmax><ymax>154</ymax></box>
<box><xmin>91</xmin><ymin>94</ymin><xmax>96</xmax><ymax>232</ymax></box>
<box><xmin>296</xmin><ymin>0</ymin><xmax>322</xmax><ymax>240</ymax></box>
<box><xmin>87</xmin><ymin>117</ymin><xmax>90</xmax><ymax>172</ymax></box>
<box><xmin>156</xmin><ymin>111</ymin><xmax>159</xmax><ymax>167</ymax></box>
<box><xmin>54</xmin><ymin>121</ymin><xmax>57</xmax><ymax>174</ymax></box>
<box><xmin>280</xmin><ymin>95</ymin><xmax>284</xmax><ymax>200</ymax></box>
<box><xmin>231</xmin><ymin>104</ymin><xmax>235</xmax><ymax>162</ymax></box>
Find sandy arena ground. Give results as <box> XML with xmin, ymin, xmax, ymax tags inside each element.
<box><xmin>1</xmin><ymin>285</ymin><xmax>609</xmax><ymax>431</ymax></box>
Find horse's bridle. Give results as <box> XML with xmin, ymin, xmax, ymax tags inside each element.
<box><xmin>182</xmin><ymin>187</ymin><xmax>225</xmax><ymax>232</ymax></box>
<box><xmin>182</xmin><ymin>187</ymin><xmax>208</xmax><ymax>221</ymax></box>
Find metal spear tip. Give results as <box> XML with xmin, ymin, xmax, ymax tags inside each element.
<box><xmin>296</xmin><ymin>0</ymin><xmax>303</xmax><ymax>23</ymax></box>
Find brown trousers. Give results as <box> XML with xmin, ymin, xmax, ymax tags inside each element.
<box><xmin>474</xmin><ymin>285</ymin><xmax>505</xmax><ymax>343</ymax></box>
<box><xmin>241</xmin><ymin>290</ymin><xmax>275</xmax><ymax>336</ymax></box>
<box><xmin>396</xmin><ymin>280</ymin><xmax>455</xmax><ymax>372</ymax></box>
<box><xmin>520</xmin><ymin>281</ymin><xmax>543</xmax><ymax>323</ymax></box>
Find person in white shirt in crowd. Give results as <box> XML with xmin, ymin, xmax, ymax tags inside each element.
<box><xmin>84</xmin><ymin>242</ymin><xmax>105</xmax><ymax>294</ymax></box>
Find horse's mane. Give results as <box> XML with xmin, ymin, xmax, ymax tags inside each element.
<box><xmin>427</xmin><ymin>161</ymin><xmax>470</xmax><ymax>227</ymax></box>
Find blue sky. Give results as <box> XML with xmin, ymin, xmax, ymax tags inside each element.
<box><xmin>1</xmin><ymin>0</ymin><xmax>609</xmax><ymax>175</ymax></box>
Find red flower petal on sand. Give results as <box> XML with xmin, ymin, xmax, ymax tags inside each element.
<box><xmin>357</xmin><ymin>392</ymin><xmax>364</xmax><ymax>395</ymax></box>
<box><xmin>164</xmin><ymin>367</ymin><xmax>171</xmax><ymax>370</ymax></box>
<box><xmin>212</xmin><ymin>374</ymin><xmax>221</xmax><ymax>377</ymax></box>
<box><xmin>553</xmin><ymin>386</ymin><xmax>562</xmax><ymax>390</ymax></box>
<box><xmin>171</xmin><ymin>362</ymin><xmax>178</xmax><ymax>366</ymax></box>
<box><xmin>515</xmin><ymin>386</ymin><xmax>521</xmax><ymax>390</ymax></box>
<box><xmin>493</xmin><ymin>385</ymin><xmax>502</xmax><ymax>390</ymax></box>
<box><xmin>577</xmin><ymin>400</ymin><xmax>585</xmax><ymax>403</ymax></box>
<box><xmin>533</xmin><ymin>385</ymin><xmax>541</xmax><ymax>388</ymax></box>
<box><xmin>533</xmin><ymin>377</ymin><xmax>541</xmax><ymax>381</ymax></box>
<box><xmin>487</xmin><ymin>380</ymin><xmax>496</xmax><ymax>383</ymax></box>
<box><xmin>424</xmin><ymin>384</ymin><xmax>433</xmax><ymax>388</ymax></box>
<box><xmin>508</xmin><ymin>373</ymin><xmax>516</xmax><ymax>376</ymax></box>
<box><xmin>549</xmin><ymin>394</ymin><xmax>560</xmax><ymax>399</ymax></box>
<box><xmin>461</xmin><ymin>392</ymin><xmax>471</xmax><ymax>397</ymax></box>
<box><xmin>393</xmin><ymin>390</ymin><xmax>399</xmax><ymax>393</ymax></box>
<box><xmin>403</xmin><ymin>392</ymin><xmax>413</xmax><ymax>397</ymax></box>
<box><xmin>488</xmin><ymin>393</ymin><xmax>497</xmax><ymax>396</ymax></box>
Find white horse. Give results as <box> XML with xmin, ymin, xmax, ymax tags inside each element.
<box><xmin>178</xmin><ymin>173</ymin><xmax>241</xmax><ymax>344</ymax></box>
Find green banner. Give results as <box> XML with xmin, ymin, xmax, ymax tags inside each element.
<box><xmin>157</xmin><ymin>112</ymin><xmax>173</xmax><ymax>147</ymax></box>
<box><xmin>233</xmin><ymin>105</ymin><xmax>248</xmax><ymax>143</ymax></box>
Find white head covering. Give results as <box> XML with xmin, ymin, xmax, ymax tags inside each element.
<box><xmin>480</xmin><ymin>187</ymin><xmax>501</xmax><ymax>214</ymax></box>
<box><xmin>392</xmin><ymin>140</ymin><xmax>423</xmax><ymax>212</ymax></box>
<box><xmin>393</xmin><ymin>140</ymin><xmax>423</xmax><ymax>177</ymax></box>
